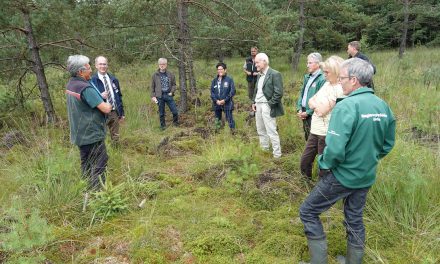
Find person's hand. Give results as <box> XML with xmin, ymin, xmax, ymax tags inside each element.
<box><xmin>299</xmin><ymin>112</ymin><xmax>308</xmax><ymax>120</ymax></box>
<box><xmin>168</xmin><ymin>92</ymin><xmax>173</xmax><ymax>96</ymax></box>
<box><xmin>297</xmin><ymin>111</ymin><xmax>306</xmax><ymax>120</ymax></box>
<box><xmin>253</xmin><ymin>72</ymin><xmax>258</xmax><ymax>76</ymax></box>
<box><xmin>152</xmin><ymin>97</ymin><xmax>158</xmax><ymax>104</ymax></box>
<box><xmin>119</xmin><ymin>116</ymin><xmax>125</xmax><ymax>124</ymax></box>
<box><xmin>101</xmin><ymin>91</ymin><xmax>109</xmax><ymax>99</ymax></box>
<box><xmin>246</xmin><ymin>71</ymin><xmax>251</xmax><ymax>76</ymax></box>
<box><xmin>252</xmin><ymin>104</ymin><xmax>256</xmax><ymax>112</ymax></box>
<box><xmin>219</xmin><ymin>100</ymin><xmax>225</xmax><ymax>105</ymax></box>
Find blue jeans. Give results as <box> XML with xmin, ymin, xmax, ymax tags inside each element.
<box><xmin>299</xmin><ymin>171</ymin><xmax>370</xmax><ymax>249</ymax></box>
<box><xmin>158</xmin><ymin>93</ymin><xmax>178</xmax><ymax>127</ymax></box>
<box><xmin>214</xmin><ymin>108</ymin><xmax>235</xmax><ymax>129</ymax></box>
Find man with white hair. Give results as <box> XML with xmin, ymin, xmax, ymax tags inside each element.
<box><xmin>299</xmin><ymin>58</ymin><xmax>395</xmax><ymax>264</ymax></box>
<box><xmin>296</xmin><ymin>52</ymin><xmax>326</xmax><ymax>141</ymax></box>
<box><xmin>66</xmin><ymin>55</ymin><xmax>112</xmax><ymax>190</ymax></box>
<box><xmin>151</xmin><ymin>58</ymin><xmax>179</xmax><ymax>130</ymax></box>
<box><xmin>251</xmin><ymin>53</ymin><xmax>284</xmax><ymax>158</ymax></box>
<box><xmin>90</xmin><ymin>56</ymin><xmax>125</xmax><ymax>144</ymax></box>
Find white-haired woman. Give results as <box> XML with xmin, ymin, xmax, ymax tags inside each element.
<box><xmin>300</xmin><ymin>55</ymin><xmax>345</xmax><ymax>181</ymax></box>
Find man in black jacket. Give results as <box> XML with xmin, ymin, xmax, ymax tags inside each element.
<box><xmin>347</xmin><ymin>41</ymin><xmax>376</xmax><ymax>88</ymax></box>
<box><xmin>243</xmin><ymin>47</ymin><xmax>259</xmax><ymax>101</ymax></box>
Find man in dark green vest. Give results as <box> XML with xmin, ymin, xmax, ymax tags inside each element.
<box><xmin>66</xmin><ymin>55</ymin><xmax>112</xmax><ymax>190</ymax></box>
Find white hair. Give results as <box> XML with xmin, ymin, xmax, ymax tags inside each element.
<box><xmin>255</xmin><ymin>53</ymin><xmax>269</xmax><ymax>65</ymax></box>
<box><xmin>341</xmin><ymin>58</ymin><xmax>374</xmax><ymax>86</ymax></box>
<box><xmin>67</xmin><ymin>55</ymin><xmax>89</xmax><ymax>77</ymax></box>
<box><xmin>308</xmin><ymin>52</ymin><xmax>322</xmax><ymax>63</ymax></box>
<box><xmin>158</xmin><ymin>58</ymin><xmax>167</xmax><ymax>64</ymax></box>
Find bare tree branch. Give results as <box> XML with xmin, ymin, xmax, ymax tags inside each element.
<box><xmin>0</xmin><ymin>26</ymin><xmax>27</xmax><ymax>34</ymax></box>
<box><xmin>97</xmin><ymin>23</ymin><xmax>175</xmax><ymax>29</ymax></box>
<box><xmin>43</xmin><ymin>62</ymin><xmax>66</xmax><ymax>70</ymax></box>
<box><xmin>189</xmin><ymin>36</ymin><xmax>258</xmax><ymax>42</ymax></box>
<box><xmin>163</xmin><ymin>41</ymin><xmax>181</xmax><ymax>62</ymax></box>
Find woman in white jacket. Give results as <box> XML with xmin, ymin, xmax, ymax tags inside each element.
<box><xmin>300</xmin><ymin>55</ymin><xmax>345</xmax><ymax>181</ymax></box>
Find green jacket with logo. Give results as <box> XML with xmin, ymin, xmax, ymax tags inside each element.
<box><xmin>296</xmin><ymin>71</ymin><xmax>326</xmax><ymax>115</ymax></box>
<box><xmin>318</xmin><ymin>87</ymin><xmax>396</xmax><ymax>189</ymax></box>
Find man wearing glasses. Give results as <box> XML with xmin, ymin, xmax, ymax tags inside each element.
<box><xmin>296</xmin><ymin>53</ymin><xmax>326</xmax><ymax>141</ymax></box>
<box><xmin>66</xmin><ymin>55</ymin><xmax>112</xmax><ymax>191</ymax></box>
<box><xmin>299</xmin><ymin>58</ymin><xmax>395</xmax><ymax>264</ymax></box>
<box><xmin>90</xmin><ymin>56</ymin><xmax>125</xmax><ymax>144</ymax></box>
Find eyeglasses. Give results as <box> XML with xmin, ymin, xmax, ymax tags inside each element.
<box><xmin>338</xmin><ymin>76</ymin><xmax>352</xmax><ymax>81</ymax></box>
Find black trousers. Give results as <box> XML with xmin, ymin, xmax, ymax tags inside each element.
<box><xmin>79</xmin><ymin>141</ymin><xmax>108</xmax><ymax>190</ymax></box>
<box><xmin>302</xmin><ymin>107</ymin><xmax>312</xmax><ymax>141</ymax></box>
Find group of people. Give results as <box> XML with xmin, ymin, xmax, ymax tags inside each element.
<box><xmin>65</xmin><ymin>40</ymin><xmax>395</xmax><ymax>264</ymax></box>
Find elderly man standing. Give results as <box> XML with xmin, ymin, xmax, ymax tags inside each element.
<box><xmin>251</xmin><ymin>53</ymin><xmax>284</xmax><ymax>159</ymax></box>
<box><xmin>296</xmin><ymin>53</ymin><xmax>326</xmax><ymax>141</ymax></box>
<box><xmin>66</xmin><ymin>55</ymin><xmax>112</xmax><ymax>190</ymax></box>
<box><xmin>299</xmin><ymin>58</ymin><xmax>395</xmax><ymax>264</ymax></box>
<box><xmin>151</xmin><ymin>58</ymin><xmax>179</xmax><ymax>130</ymax></box>
<box><xmin>90</xmin><ymin>56</ymin><xmax>125</xmax><ymax>144</ymax></box>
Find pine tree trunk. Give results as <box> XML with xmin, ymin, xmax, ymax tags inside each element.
<box><xmin>291</xmin><ymin>0</ymin><xmax>305</xmax><ymax>75</ymax></box>
<box><xmin>399</xmin><ymin>0</ymin><xmax>409</xmax><ymax>59</ymax></box>
<box><xmin>22</xmin><ymin>9</ymin><xmax>56</xmax><ymax>123</ymax></box>
<box><xmin>177</xmin><ymin>0</ymin><xmax>189</xmax><ymax>112</ymax></box>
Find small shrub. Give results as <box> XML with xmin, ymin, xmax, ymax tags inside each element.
<box><xmin>189</xmin><ymin>232</ymin><xmax>244</xmax><ymax>257</ymax></box>
<box><xmin>90</xmin><ymin>182</ymin><xmax>129</xmax><ymax>222</ymax></box>
<box><xmin>0</xmin><ymin>203</ymin><xmax>54</xmax><ymax>262</ymax></box>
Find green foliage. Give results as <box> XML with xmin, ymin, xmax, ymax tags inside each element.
<box><xmin>189</xmin><ymin>232</ymin><xmax>244</xmax><ymax>257</ymax></box>
<box><xmin>0</xmin><ymin>49</ymin><xmax>439</xmax><ymax>263</ymax></box>
<box><xmin>0</xmin><ymin>203</ymin><xmax>54</xmax><ymax>261</ymax></box>
<box><xmin>90</xmin><ymin>181</ymin><xmax>129</xmax><ymax>222</ymax></box>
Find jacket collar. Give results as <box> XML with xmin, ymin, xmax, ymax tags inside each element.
<box><xmin>336</xmin><ymin>87</ymin><xmax>373</xmax><ymax>103</ymax></box>
<box><xmin>348</xmin><ymin>86</ymin><xmax>374</xmax><ymax>97</ymax></box>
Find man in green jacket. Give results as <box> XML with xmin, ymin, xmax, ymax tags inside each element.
<box><xmin>296</xmin><ymin>53</ymin><xmax>326</xmax><ymax>141</ymax></box>
<box><xmin>299</xmin><ymin>58</ymin><xmax>396</xmax><ymax>264</ymax></box>
<box><xmin>251</xmin><ymin>53</ymin><xmax>284</xmax><ymax>158</ymax></box>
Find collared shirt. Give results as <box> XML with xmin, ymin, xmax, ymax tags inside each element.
<box><xmin>255</xmin><ymin>67</ymin><xmax>269</xmax><ymax>103</ymax></box>
<box><xmin>98</xmin><ymin>73</ymin><xmax>115</xmax><ymax>109</ymax></box>
<box><xmin>301</xmin><ymin>70</ymin><xmax>321</xmax><ymax>107</ymax></box>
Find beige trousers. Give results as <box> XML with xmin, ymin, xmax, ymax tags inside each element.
<box><xmin>255</xmin><ymin>102</ymin><xmax>281</xmax><ymax>158</ymax></box>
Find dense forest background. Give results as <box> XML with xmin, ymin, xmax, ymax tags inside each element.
<box><xmin>1</xmin><ymin>0</ymin><xmax>440</xmax><ymax>121</ymax></box>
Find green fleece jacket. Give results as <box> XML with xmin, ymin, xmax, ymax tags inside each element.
<box><xmin>296</xmin><ymin>71</ymin><xmax>326</xmax><ymax>115</ymax></box>
<box><xmin>318</xmin><ymin>87</ymin><xmax>396</xmax><ymax>189</ymax></box>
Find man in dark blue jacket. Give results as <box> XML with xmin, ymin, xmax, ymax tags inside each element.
<box><xmin>90</xmin><ymin>56</ymin><xmax>125</xmax><ymax>144</ymax></box>
<box><xmin>210</xmin><ymin>62</ymin><xmax>236</xmax><ymax>133</ymax></box>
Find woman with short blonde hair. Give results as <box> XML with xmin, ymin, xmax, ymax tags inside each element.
<box><xmin>300</xmin><ymin>55</ymin><xmax>345</xmax><ymax>180</ymax></box>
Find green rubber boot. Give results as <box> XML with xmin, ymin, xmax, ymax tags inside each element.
<box><xmin>305</xmin><ymin>239</ymin><xmax>328</xmax><ymax>264</ymax></box>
